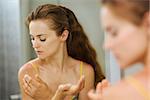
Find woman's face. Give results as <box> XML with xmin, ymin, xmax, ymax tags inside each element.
<box><xmin>29</xmin><ymin>20</ymin><xmax>62</xmax><ymax>59</ymax></box>
<box><xmin>101</xmin><ymin>7</ymin><xmax>148</xmax><ymax>69</ymax></box>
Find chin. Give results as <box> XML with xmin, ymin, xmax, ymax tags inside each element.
<box><xmin>119</xmin><ymin>64</ymin><xmax>127</xmax><ymax>70</ymax></box>
<box><xmin>116</xmin><ymin>59</ymin><xmax>127</xmax><ymax>69</ymax></box>
<box><xmin>37</xmin><ymin>55</ymin><xmax>46</xmax><ymax>60</ymax></box>
<box><xmin>119</xmin><ymin>61</ymin><xmax>134</xmax><ymax>70</ymax></box>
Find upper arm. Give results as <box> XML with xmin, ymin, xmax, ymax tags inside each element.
<box><xmin>18</xmin><ymin>63</ymin><xmax>34</xmax><ymax>100</ymax></box>
<box><xmin>79</xmin><ymin>64</ymin><xmax>95</xmax><ymax>100</ymax></box>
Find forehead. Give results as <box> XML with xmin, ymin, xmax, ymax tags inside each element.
<box><xmin>100</xmin><ymin>7</ymin><xmax>119</xmax><ymax>27</ymax></box>
<box><xmin>100</xmin><ymin>6</ymin><xmax>133</xmax><ymax>29</ymax></box>
<box><xmin>29</xmin><ymin>20</ymin><xmax>55</xmax><ymax>36</ymax></box>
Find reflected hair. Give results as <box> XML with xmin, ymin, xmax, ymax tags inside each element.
<box><xmin>101</xmin><ymin>0</ymin><xmax>149</xmax><ymax>25</ymax></box>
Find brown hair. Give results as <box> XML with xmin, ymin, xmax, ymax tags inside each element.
<box><xmin>26</xmin><ymin>4</ymin><xmax>105</xmax><ymax>87</ymax></box>
<box><xmin>101</xmin><ymin>0</ymin><xmax>149</xmax><ymax>25</ymax></box>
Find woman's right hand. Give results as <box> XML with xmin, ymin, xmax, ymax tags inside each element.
<box><xmin>23</xmin><ymin>74</ymin><xmax>51</xmax><ymax>100</ymax></box>
<box><xmin>52</xmin><ymin>76</ymin><xmax>85</xmax><ymax>100</ymax></box>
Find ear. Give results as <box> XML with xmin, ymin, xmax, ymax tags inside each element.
<box><xmin>60</xmin><ymin>30</ymin><xmax>69</xmax><ymax>41</ymax></box>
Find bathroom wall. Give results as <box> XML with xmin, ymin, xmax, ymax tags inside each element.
<box><xmin>0</xmin><ymin>0</ymin><xmax>22</xmax><ymax>99</ymax></box>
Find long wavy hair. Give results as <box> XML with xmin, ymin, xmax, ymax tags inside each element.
<box><xmin>26</xmin><ymin>4</ymin><xmax>105</xmax><ymax>87</ymax></box>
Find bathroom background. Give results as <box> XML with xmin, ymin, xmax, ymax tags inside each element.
<box><xmin>0</xmin><ymin>0</ymin><xmax>142</xmax><ymax>99</ymax></box>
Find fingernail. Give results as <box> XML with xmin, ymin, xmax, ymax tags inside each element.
<box><xmin>24</xmin><ymin>74</ymin><xmax>31</xmax><ymax>82</ymax></box>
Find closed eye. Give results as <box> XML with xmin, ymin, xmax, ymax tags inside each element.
<box><xmin>40</xmin><ymin>38</ymin><xmax>46</xmax><ymax>42</ymax></box>
<box><xmin>111</xmin><ymin>31</ymin><xmax>118</xmax><ymax>37</ymax></box>
<box><xmin>39</xmin><ymin>36</ymin><xmax>46</xmax><ymax>42</ymax></box>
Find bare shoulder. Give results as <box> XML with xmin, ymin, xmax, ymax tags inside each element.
<box><xmin>18</xmin><ymin>58</ymin><xmax>38</xmax><ymax>80</ymax></box>
<box><xmin>102</xmin><ymin>79</ymin><xmax>138</xmax><ymax>100</ymax></box>
<box><xmin>82</xmin><ymin>62</ymin><xmax>94</xmax><ymax>76</ymax></box>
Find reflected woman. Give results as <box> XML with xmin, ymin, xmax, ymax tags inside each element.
<box><xmin>88</xmin><ymin>0</ymin><xmax>150</xmax><ymax>100</ymax></box>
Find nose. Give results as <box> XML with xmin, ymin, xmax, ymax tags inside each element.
<box><xmin>103</xmin><ymin>39</ymin><xmax>112</xmax><ymax>51</ymax></box>
<box><xmin>32</xmin><ymin>40</ymin><xmax>40</xmax><ymax>49</ymax></box>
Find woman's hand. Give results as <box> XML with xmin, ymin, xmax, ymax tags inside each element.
<box><xmin>23</xmin><ymin>74</ymin><xmax>51</xmax><ymax>100</ymax></box>
<box><xmin>65</xmin><ymin>75</ymin><xmax>85</xmax><ymax>95</ymax></box>
<box><xmin>88</xmin><ymin>79</ymin><xmax>110</xmax><ymax>100</ymax></box>
<box><xmin>52</xmin><ymin>76</ymin><xmax>85</xmax><ymax>100</ymax></box>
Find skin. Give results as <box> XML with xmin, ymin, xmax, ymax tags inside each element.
<box><xmin>88</xmin><ymin>6</ymin><xmax>150</xmax><ymax>100</ymax></box>
<box><xmin>18</xmin><ymin>19</ymin><xmax>95</xmax><ymax>100</ymax></box>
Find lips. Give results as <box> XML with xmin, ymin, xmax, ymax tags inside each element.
<box><xmin>113</xmin><ymin>52</ymin><xmax>120</xmax><ymax>60</ymax></box>
<box><xmin>35</xmin><ymin>51</ymin><xmax>43</xmax><ymax>55</ymax></box>
<box><xmin>114</xmin><ymin>54</ymin><xmax>121</xmax><ymax>61</ymax></box>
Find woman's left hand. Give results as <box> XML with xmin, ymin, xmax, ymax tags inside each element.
<box><xmin>88</xmin><ymin>79</ymin><xmax>110</xmax><ymax>100</ymax></box>
<box><xmin>52</xmin><ymin>75</ymin><xmax>85</xmax><ymax>100</ymax></box>
<box><xmin>23</xmin><ymin>74</ymin><xmax>51</xmax><ymax>100</ymax></box>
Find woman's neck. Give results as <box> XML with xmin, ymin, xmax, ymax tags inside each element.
<box><xmin>39</xmin><ymin>43</ymin><xmax>71</xmax><ymax>70</ymax></box>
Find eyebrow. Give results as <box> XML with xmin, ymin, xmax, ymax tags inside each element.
<box><xmin>105</xmin><ymin>26</ymin><xmax>117</xmax><ymax>34</ymax></box>
<box><xmin>30</xmin><ymin>34</ymin><xmax>47</xmax><ymax>37</ymax></box>
<box><xmin>106</xmin><ymin>26</ymin><xmax>112</xmax><ymax>32</ymax></box>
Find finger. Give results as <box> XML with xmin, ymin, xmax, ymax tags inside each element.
<box><xmin>96</xmin><ymin>82</ymin><xmax>102</xmax><ymax>94</ymax></box>
<box><xmin>23</xmin><ymin>84</ymin><xmax>31</xmax><ymax>95</ymax></box>
<box><xmin>29</xmin><ymin>77</ymin><xmax>41</xmax><ymax>88</ymax></box>
<box><xmin>23</xmin><ymin>75</ymin><xmax>40</xmax><ymax>97</ymax></box>
<box><xmin>54</xmin><ymin>84</ymin><xmax>69</xmax><ymax>98</ymax></box>
<box><xmin>70</xmin><ymin>75</ymin><xmax>85</xmax><ymax>92</ymax></box>
<box><xmin>23</xmin><ymin>82</ymin><xmax>33</xmax><ymax>97</ymax></box>
<box><xmin>77</xmin><ymin>75</ymin><xmax>85</xmax><ymax>90</ymax></box>
<box><xmin>102</xmin><ymin>79</ymin><xmax>110</xmax><ymax>88</ymax></box>
<box><xmin>68</xmin><ymin>75</ymin><xmax>85</xmax><ymax>95</ymax></box>
<box><xmin>58</xmin><ymin>84</ymin><xmax>71</xmax><ymax>92</ymax></box>
<box><xmin>23</xmin><ymin>77</ymin><xmax>32</xmax><ymax>89</ymax></box>
<box><xmin>23</xmin><ymin>75</ymin><xmax>39</xmax><ymax>94</ymax></box>
<box><xmin>24</xmin><ymin>80</ymin><xmax>38</xmax><ymax>98</ymax></box>
<box><xmin>62</xmin><ymin>84</ymin><xmax>72</xmax><ymax>91</ymax></box>
<box><xmin>80</xmin><ymin>76</ymin><xmax>85</xmax><ymax>89</ymax></box>
<box><xmin>78</xmin><ymin>75</ymin><xmax>85</xmax><ymax>84</ymax></box>
<box><xmin>23</xmin><ymin>74</ymin><xmax>32</xmax><ymax>88</ymax></box>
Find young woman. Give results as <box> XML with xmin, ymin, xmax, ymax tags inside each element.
<box><xmin>88</xmin><ymin>0</ymin><xmax>150</xmax><ymax>100</ymax></box>
<box><xmin>18</xmin><ymin>4</ymin><xmax>105</xmax><ymax>100</ymax></box>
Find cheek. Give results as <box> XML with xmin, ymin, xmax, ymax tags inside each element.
<box><xmin>117</xmin><ymin>31</ymin><xmax>148</xmax><ymax>67</ymax></box>
<box><xmin>45</xmin><ymin>39</ymin><xmax>61</xmax><ymax>52</ymax></box>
